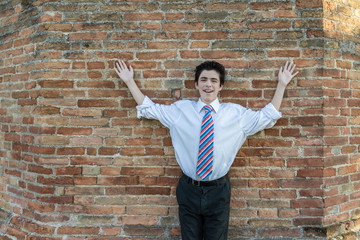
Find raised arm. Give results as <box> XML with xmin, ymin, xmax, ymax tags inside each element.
<box><xmin>271</xmin><ymin>60</ymin><xmax>299</xmax><ymax>111</ymax></box>
<box><xmin>114</xmin><ymin>60</ymin><xmax>145</xmax><ymax>105</ymax></box>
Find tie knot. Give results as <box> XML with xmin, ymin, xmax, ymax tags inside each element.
<box><xmin>204</xmin><ymin>105</ymin><xmax>213</xmax><ymax>112</ymax></box>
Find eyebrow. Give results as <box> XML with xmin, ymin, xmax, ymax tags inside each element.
<box><xmin>200</xmin><ymin>77</ymin><xmax>219</xmax><ymax>80</ymax></box>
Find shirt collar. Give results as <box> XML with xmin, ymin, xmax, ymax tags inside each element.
<box><xmin>197</xmin><ymin>98</ymin><xmax>220</xmax><ymax>113</ymax></box>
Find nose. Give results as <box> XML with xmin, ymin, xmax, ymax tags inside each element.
<box><xmin>205</xmin><ymin>80</ymin><xmax>211</xmax><ymax>86</ymax></box>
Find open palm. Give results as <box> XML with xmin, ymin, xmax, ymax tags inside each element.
<box><xmin>114</xmin><ymin>60</ymin><xmax>134</xmax><ymax>84</ymax></box>
<box><xmin>278</xmin><ymin>60</ymin><xmax>299</xmax><ymax>87</ymax></box>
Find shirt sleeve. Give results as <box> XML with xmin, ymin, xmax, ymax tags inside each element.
<box><xmin>136</xmin><ymin>96</ymin><xmax>180</xmax><ymax>128</ymax></box>
<box><xmin>239</xmin><ymin>102</ymin><xmax>282</xmax><ymax>137</ymax></box>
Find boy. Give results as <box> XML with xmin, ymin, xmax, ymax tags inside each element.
<box><xmin>115</xmin><ymin>60</ymin><xmax>298</xmax><ymax>240</ymax></box>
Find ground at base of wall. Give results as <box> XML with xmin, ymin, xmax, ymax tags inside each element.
<box><xmin>1</xmin><ymin>208</ymin><xmax>358</xmax><ymax>240</ymax></box>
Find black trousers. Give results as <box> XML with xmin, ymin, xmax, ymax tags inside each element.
<box><xmin>176</xmin><ymin>175</ymin><xmax>231</xmax><ymax>240</ymax></box>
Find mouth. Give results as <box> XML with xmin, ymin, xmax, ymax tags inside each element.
<box><xmin>203</xmin><ymin>89</ymin><xmax>214</xmax><ymax>93</ymax></box>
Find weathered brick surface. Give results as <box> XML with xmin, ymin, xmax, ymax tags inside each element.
<box><xmin>0</xmin><ymin>0</ymin><xmax>359</xmax><ymax>239</ymax></box>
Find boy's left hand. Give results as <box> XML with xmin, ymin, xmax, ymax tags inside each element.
<box><xmin>278</xmin><ymin>60</ymin><xmax>299</xmax><ymax>87</ymax></box>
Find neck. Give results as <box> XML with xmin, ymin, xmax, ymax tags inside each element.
<box><xmin>201</xmin><ymin>98</ymin><xmax>216</xmax><ymax>105</ymax></box>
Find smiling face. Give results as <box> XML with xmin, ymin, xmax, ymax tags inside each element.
<box><xmin>195</xmin><ymin>70</ymin><xmax>223</xmax><ymax>105</ymax></box>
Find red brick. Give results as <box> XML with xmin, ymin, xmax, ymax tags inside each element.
<box><xmin>324</xmin><ymin>195</ymin><xmax>349</xmax><ymax>207</ymax></box>
<box><xmin>282</xmin><ymin>179</ymin><xmax>323</xmax><ymax>188</ymax></box>
<box><xmin>70</xmin><ymin>157</ymin><xmax>112</xmax><ymax>165</ymax></box>
<box><xmin>296</xmin><ymin>169</ymin><xmax>324</xmax><ymax>178</ymax></box>
<box><xmin>28</xmin><ymin>164</ymin><xmax>53</xmax><ymax>175</ymax></box>
<box><xmin>29</xmin><ymin>126</ymin><xmax>56</xmax><ymax>134</ymax></box>
<box><xmin>28</xmin><ymin>200</ymin><xmax>55</xmax><ymax>213</ymax></box>
<box><xmin>78</xmin><ymin>99</ymin><xmax>118</xmax><ymax>108</ymax></box>
<box><xmin>324</xmin><ymin>155</ymin><xmax>349</xmax><ymax>167</ymax></box>
<box><xmin>136</xmin><ymin>51</ymin><xmax>177</xmax><ymax>60</ymax></box>
<box><xmin>97</xmin><ymin>176</ymin><xmax>139</xmax><ymax>185</ymax></box>
<box><xmin>37</xmin><ymin>196</ymin><xmax>73</xmax><ymax>204</ymax></box>
<box><xmin>124</xmin><ymin>12</ymin><xmax>164</xmax><ymax>21</ymax></box>
<box><xmin>57</xmin><ymin>127</ymin><xmax>92</xmax><ymax>135</ymax></box>
<box><xmin>268</xmin><ymin>50</ymin><xmax>300</xmax><ymax>57</ymax></box>
<box><xmin>125</xmin><ymin>186</ymin><xmax>171</xmax><ymax>195</ymax></box>
<box><xmin>249</xmin><ymin>179</ymin><xmax>279</xmax><ymax>188</ymax></box>
<box><xmin>296</xmin><ymin>0</ymin><xmax>323</xmax><ymax>8</ymax></box>
<box><xmin>38</xmin><ymin>80</ymin><xmax>73</xmax><ymax>88</ymax></box>
<box><xmin>74</xmin><ymin>177</ymin><xmax>97</xmax><ymax>185</ymax></box>
<box><xmin>110</xmin><ymin>32</ymin><xmax>152</xmax><ymax>40</ymax></box>
<box><xmin>84</xmin><ymin>206</ymin><xmax>125</xmax><ymax>215</ymax></box>
<box><xmin>162</xmin><ymin>22</ymin><xmax>203</xmax><ymax>31</ymax></box>
<box><xmin>56</xmin><ymin>204</ymin><xmax>83</xmax><ymax>214</ymax></box>
<box><xmin>69</xmin><ymin>32</ymin><xmax>107</xmax><ymax>41</ymax></box>
<box><xmin>249</xmin><ymin>20</ymin><xmax>291</xmax><ymax>29</ymax></box>
<box><xmin>121</xmin><ymin>167</ymin><xmax>164</xmax><ymax>176</ymax></box>
<box><xmin>120</xmin><ymin>147</ymin><xmax>145</xmax><ymax>156</ymax></box>
<box><xmin>294</xmin><ymin>217</ymin><xmax>322</xmax><ymax>226</ymax></box>
<box><xmin>124</xmin><ymin>226</ymin><xmax>165</xmax><ymax>236</ymax></box>
<box><xmin>260</xmin><ymin>190</ymin><xmax>296</xmax><ymax>199</ymax></box>
<box><xmin>56</xmin><ymin>167</ymin><xmax>82</xmax><ymax>175</ymax></box>
<box><xmin>249</xmin><ymin>158</ymin><xmax>284</xmax><ymax>167</ymax></box>
<box><xmin>145</xmin><ymin>148</ymin><xmax>165</xmax><ymax>155</ymax></box>
<box><xmin>57</xmin><ymin>226</ymin><xmax>100</xmax><ymax>235</ymax></box>
<box><xmin>57</xmin><ymin>147</ymin><xmax>85</xmax><ymax>155</ymax></box>
<box><xmin>37</xmin><ymin>176</ymin><xmax>73</xmax><ymax>185</ymax></box>
<box><xmin>190</xmin><ymin>31</ymin><xmax>228</xmax><ymax>40</ymax></box>
<box><xmin>34</xmin><ymin>157</ymin><xmax>69</xmax><ymax>165</ymax></box>
<box><xmin>250</xmin><ymin>1</ymin><xmax>292</xmax><ymax>10</ymax></box>
<box><xmin>98</xmin><ymin>147</ymin><xmax>119</xmax><ymax>155</ymax></box>
<box><xmin>77</xmin><ymin>80</ymin><xmax>115</xmax><ymax>88</ymax></box>
<box><xmin>324</xmin><ymin>176</ymin><xmax>349</xmax><ymax>187</ymax></box>
<box><xmin>29</xmin><ymin>146</ymin><xmax>55</xmax><ymax>155</ymax></box>
<box><xmin>291</xmin><ymin>199</ymin><xmax>323</xmax><ymax>208</ymax></box>
<box><xmin>200</xmin><ymin>50</ymin><xmax>244</xmax><ymax>59</ymax></box>
<box><xmin>101</xmin><ymin>167</ymin><xmax>121</xmax><ymax>175</ymax></box>
<box><xmin>290</xmin><ymin>116</ymin><xmax>323</xmax><ymax>126</ymax></box>
<box><xmin>324</xmin><ymin>136</ymin><xmax>348</xmax><ymax>145</ymax></box>
<box><xmin>87</xmin><ymin>62</ymin><xmax>105</xmax><ymax>69</ymax></box>
<box><xmin>140</xmin><ymin>22</ymin><xmax>161</xmax><ymax>30</ymax></box>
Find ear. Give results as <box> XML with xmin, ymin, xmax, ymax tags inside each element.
<box><xmin>195</xmin><ymin>81</ymin><xmax>199</xmax><ymax>90</ymax></box>
<box><xmin>219</xmin><ymin>84</ymin><xmax>223</xmax><ymax>91</ymax></box>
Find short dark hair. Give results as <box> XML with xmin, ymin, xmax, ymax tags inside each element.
<box><xmin>195</xmin><ymin>61</ymin><xmax>225</xmax><ymax>86</ymax></box>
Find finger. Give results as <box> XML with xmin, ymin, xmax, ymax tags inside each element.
<box><xmin>115</xmin><ymin>61</ymin><xmax>122</xmax><ymax>72</ymax></box>
<box><xmin>284</xmin><ymin>61</ymin><xmax>289</xmax><ymax>71</ymax></box>
<box><xmin>119</xmin><ymin>60</ymin><xmax>126</xmax><ymax>70</ymax></box>
<box><xmin>114</xmin><ymin>66</ymin><xmax>120</xmax><ymax>76</ymax></box>
<box><xmin>290</xmin><ymin>63</ymin><xmax>296</xmax><ymax>73</ymax></box>
<box><xmin>288</xmin><ymin>60</ymin><xmax>293</xmax><ymax>71</ymax></box>
<box><xmin>117</xmin><ymin>60</ymin><xmax>123</xmax><ymax>70</ymax></box>
<box><xmin>291</xmin><ymin>71</ymin><xmax>299</xmax><ymax>78</ymax></box>
<box><xmin>129</xmin><ymin>65</ymin><xmax>133</xmax><ymax>73</ymax></box>
<box><xmin>122</xmin><ymin>60</ymin><xmax>129</xmax><ymax>71</ymax></box>
<box><xmin>279</xmin><ymin>66</ymin><xmax>283</xmax><ymax>73</ymax></box>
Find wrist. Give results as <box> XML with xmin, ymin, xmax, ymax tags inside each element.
<box><xmin>277</xmin><ymin>81</ymin><xmax>287</xmax><ymax>89</ymax></box>
<box><xmin>125</xmin><ymin>79</ymin><xmax>136</xmax><ymax>86</ymax></box>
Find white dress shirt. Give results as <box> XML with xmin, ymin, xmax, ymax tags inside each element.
<box><xmin>136</xmin><ymin>96</ymin><xmax>282</xmax><ymax>181</ymax></box>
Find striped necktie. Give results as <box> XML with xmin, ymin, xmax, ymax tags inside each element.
<box><xmin>196</xmin><ymin>105</ymin><xmax>214</xmax><ymax>180</ymax></box>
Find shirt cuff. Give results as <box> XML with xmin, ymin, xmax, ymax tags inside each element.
<box><xmin>136</xmin><ymin>96</ymin><xmax>154</xmax><ymax>119</ymax></box>
<box><xmin>263</xmin><ymin>103</ymin><xmax>282</xmax><ymax>120</ymax></box>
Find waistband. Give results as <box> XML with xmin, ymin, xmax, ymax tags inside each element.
<box><xmin>181</xmin><ymin>174</ymin><xmax>228</xmax><ymax>187</ymax></box>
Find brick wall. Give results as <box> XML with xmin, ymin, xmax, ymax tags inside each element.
<box><xmin>321</xmin><ymin>0</ymin><xmax>360</xmax><ymax>238</ymax></box>
<box><xmin>0</xmin><ymin>0</ymin><xmax>359</xmax><ymax>239</ymax></box>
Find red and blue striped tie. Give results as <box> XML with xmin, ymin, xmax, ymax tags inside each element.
<box><xmin>197</xmin><ymin>105</ymin><xmax>214</xmax><ymax>180</ymax></box>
